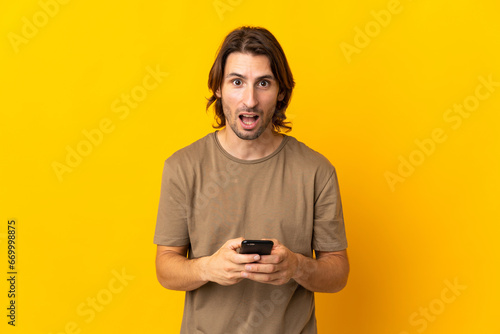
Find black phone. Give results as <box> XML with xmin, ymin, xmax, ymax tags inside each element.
<box><xmin>239</xmin><ymin>240</ymin><xmax>274</xmax><ymax>255</ymax></box>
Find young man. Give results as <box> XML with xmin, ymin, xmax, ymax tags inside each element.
<box><xmin>154</xmin><ymin>26</ymin><xmax>349</xmax><ymax>333</ymax></box>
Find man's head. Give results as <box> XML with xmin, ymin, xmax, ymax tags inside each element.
<box><xmin>207</xmin><ymin>26</ymin><xmax>295</xmax><ymax>139</ymax></box>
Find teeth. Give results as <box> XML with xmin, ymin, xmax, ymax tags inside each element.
<box><xmin>241</xmin><ymin>115</ymin><xmax>257</xmax><ymax>125</ymax></box>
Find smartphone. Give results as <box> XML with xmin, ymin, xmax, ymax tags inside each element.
<box><xmin>239</xmin><ymin>240</ymin><xmax>274</xmax><ymax>255</ymax></box>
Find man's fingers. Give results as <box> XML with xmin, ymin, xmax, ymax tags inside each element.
<box><xmin>255</xmin><ymin>254</ymin><xmax>281</xmax><ymax>264</ymax></box>
<box><xmin>244</xmin><ymin>263</ymin><xmax>277</xmax><ymax>273</ymax></box>
<box><xmin>242</xmin><ymin>272</ymin><xmax>284</xmax><ymax>284</ymax></box>
<box><xmin>232</xmin><ymin>253</ymin><xmax>261</xmax><ymax>264</ymax></box>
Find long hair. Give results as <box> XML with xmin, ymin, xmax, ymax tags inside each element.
<box><xmin>206</xmin><ymin>26</ymin><xmax>295</xmax><ymax>133</ymax></box>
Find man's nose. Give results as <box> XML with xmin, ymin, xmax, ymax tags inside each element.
<box><xmin>242</xmin><ymin>86</ymin><xmax>258</xmax><ymax>109</ymax></box>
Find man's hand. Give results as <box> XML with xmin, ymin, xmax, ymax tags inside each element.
<box><xmin>157</xmin><ymin>237</ymin><xmax>348</xmax><ymax>292</ymax></box>
<box><xmin>240</xmin><ymin>239</ymin><xmax>349</xmax><ymax>293</ymax></box>
<box><xmin>240</xmin><ymin>239</ymin><xmax>299</xmax><ymax>285</ymax></box>
<box><xmin>201</xmin><ymin>237</ymin><xmax>262</xmax><ymax>286</ymax></box>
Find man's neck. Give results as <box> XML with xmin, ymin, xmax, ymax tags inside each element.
<box><xmin>217</xmin><ymin>128</ymin><xmax>284</xmax><ymax>160</ymax></box>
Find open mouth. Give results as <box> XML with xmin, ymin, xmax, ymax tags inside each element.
<box><xmin>238</xmin><ymin>114</ymin><xmax>260</xmax><ymax>130</ymax></box>
<box><xmin>239</xmin><ymin>114</ymin><xmax>259</xmax><ymax>126</ymax></box>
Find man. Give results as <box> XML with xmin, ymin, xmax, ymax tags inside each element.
<box><xmin>154</xmin><ymin>26</ymin><xmax>349</xmax><ymax>333</ymax></box>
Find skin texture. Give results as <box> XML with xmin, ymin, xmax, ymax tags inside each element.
<box><xmin>156</xmin><ymin>52</ymin><xmax>349</xmax><ymax>293</ymax></box>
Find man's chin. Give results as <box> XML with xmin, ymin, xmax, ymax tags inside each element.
<box><xmin>241</xmin><ymin>126</ymin><xmax>271</xmax><ymax>140</ymax></box>
<box><xmin>235</xmin><ymin>132</ymin><xmax>261</xmax><ymax>141</ymax></box>
<box><xmin>230</xmin><ymin>125</ymin><xmax>265</xmax><ymax>141</ymax></box>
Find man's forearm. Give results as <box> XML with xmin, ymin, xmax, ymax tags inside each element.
<box><xmin>156</xmin><ymin>251</ymin><xmax>209</xmax><ymax>291</ymax></box>
<box><xmin>293</xmin><ymin>251</ymin><xmax>349</xmax><ymax>293</ymax></box>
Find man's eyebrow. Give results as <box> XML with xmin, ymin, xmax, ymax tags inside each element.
<box><xmin>225</xmin><ymin>72</ymin><xmax>275</xmax><ymax>80</ymax></box>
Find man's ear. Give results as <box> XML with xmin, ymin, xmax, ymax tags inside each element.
<box><xmin>278</xmin><ymin>90</ymin><xmax>285</xmax><ymax>102</ymax></box>
<box><xmin>215</xmin><ymin>87</ymin><xmax>222</xmax><ymax>99</ymax></box>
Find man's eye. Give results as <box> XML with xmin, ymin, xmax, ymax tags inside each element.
<box><xmin>259</xmin><ymin>80</ymin><xmax>269</xmax><ymax>87</ymax></box>
<box><xmin>232</xmin><ymin>79</ymin><xmax>242</xmax><ymax>86</ymax></box>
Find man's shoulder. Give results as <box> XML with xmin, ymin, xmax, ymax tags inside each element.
<box><xmin>284</xmin><ymin>135</ymin><xmax>336</xmax><ymax>173</ymax></box>
<box><xmin>164</xmin><ymin>132</ymin><xmax>215</xmax><ymax>166</ymax></box>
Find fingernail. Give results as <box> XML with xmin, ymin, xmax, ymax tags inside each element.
<box><xmin>245</xmin><ymin>265</ymin><xmax>252</xmax><ymax>271</ymax></box>
<box><xmin>242</xmin><ymin>272</ymin><xmax>248</xmax><ymax>278</ymax></box>
<box><xmin>254</xmin><ymin>255</ymin><xmax>260</xmax><ymax>261</ymax></box>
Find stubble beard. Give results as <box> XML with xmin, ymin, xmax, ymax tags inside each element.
<box><xmin>222</xmin><ymin>102</ymin><xmax>275</xmax><ymax>141</ymax></box>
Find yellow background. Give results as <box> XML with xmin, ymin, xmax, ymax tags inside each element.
<box><xmin>1</xmin><ymin>0</ymin><xmax>499</xmax><ymax>333</ymax></box>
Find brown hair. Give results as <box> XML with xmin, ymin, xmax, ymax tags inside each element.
<box><xmin>206</xmin><ymin>26</ymin><xmax>295</xmax><ymax>133</ymax></box>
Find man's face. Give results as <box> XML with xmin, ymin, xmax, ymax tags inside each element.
<box><xmin>216</xmin><ymin>52</ymin><xmax>284</xmax><ymax>141</ymax></box>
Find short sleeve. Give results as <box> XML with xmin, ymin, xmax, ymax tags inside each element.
<box><xmin>312</xmin><ymin>169</ymin><xmax>348</xmax><ymax>251</ymax></box>
<box><xmin>153</xmin><ymin>158</ymin><xmax>190</xmax><ymax>246</ymax></box>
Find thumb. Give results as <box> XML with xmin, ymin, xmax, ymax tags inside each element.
<box><xmin>226</xmin><ymin>237</ymin><xmax>244</xmax><ymax>250</ymax></box>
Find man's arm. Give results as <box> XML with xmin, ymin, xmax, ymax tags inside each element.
<box><xmin>155</xmin><ymin>245</ymin><xmax>206</xmax><ymax>291</ymax></box>
<box><xmin>241</xmin><ymin>239</ymin><xmax>349</xmax><ymax>293</ymax></box>
<box><xmin>294</xmin><ymin>249</ymin><xmax>349</xmax><ymax>293</ymax></box>
<box><xmin>155</xmin><ymin>237</ymin><xmax>261</xmax><ymax>291</ymax></box>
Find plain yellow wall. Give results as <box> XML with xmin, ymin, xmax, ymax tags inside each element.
<box><xmin>1</xmin><ymin>0</ymin><xmax>499</xmax><ymax>333</ymax></box>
